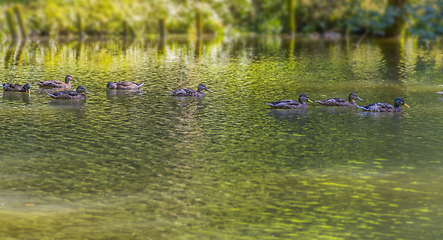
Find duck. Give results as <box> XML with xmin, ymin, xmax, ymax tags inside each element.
<box><xmin>357</xmin><ymin>98</ymin><xmax>409</xmax><ymax>112</ymax></box>
<box><xmin>266</xmin><ymin>94</ymin><xmax>313</xmax><ymax>109</ymax></box>
<box><xmin>1</xmin><ymin>83</ymin><xmax>31</xmax><ymax>93</ymax></box>
<box><xmin>167</xmin><ymin>84</ymin><xmax>211</xmax><ymax>97</ymax></box>
<box><xmin>107</xmin><ymin>81</ymin><xmax>144</xmax><ymax>90</ymax></box>
<box><xmin>437</xmin><ymin>85</ymin><xmax>443</xmax><ymax>95</ymax></box>
<box><xmin>48</xmin><ymin>86</ymin><xmax>90</xmax><ymax>99</ymax></box>
<box><xmin>315</xmin><ymin>93</ymin><xmax>363</xmax><ymax>106</ymax></box>
<box><xmin>37</xmin><ymin>75</ymin><xmax>76</xmax><ymax>89</ymax></box>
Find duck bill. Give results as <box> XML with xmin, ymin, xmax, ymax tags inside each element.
<box><xmin>26</xmin><ymin>89</ymin><xmax>31</xmax><ymax>94</ymax></box>
<box><xmin>403</xmin><ymin>103</ymin><xmax>410</xmax><ymax>107</ymax></box>
<box><xmin>85</xmin><ymin>91</ymin><xmax>91</xmax><ymax>94</ymax></box>
<box><xmin>356</xmin><ymin>97</ymin><xmax>363</xmax><ymax>101</ymax></box>
<box><xmin>307</xmin><ymin>99</ymin><xmax>313</xmax><ymax>103</ymax></box>
<box><xmin>205</xmin><ymin>88</ymin><xmax>211</xmax><ymax>92</ymax></box>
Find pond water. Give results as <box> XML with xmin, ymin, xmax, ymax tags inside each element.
<box><xmin>0</xmin><ymin>36</ymin><xmax>442</xmax><ymax>239</ymax></box>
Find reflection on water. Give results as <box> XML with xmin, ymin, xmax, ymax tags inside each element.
<box><xmin>0</xmin><ymin>37</ymin><xmax>443</xmax><ymax>239</ymax></box>
<box><xmin>2</xmin><ymin>92</ymin><xmax>31</xmax><ymax>104</ymax></box>
<box><xmin>106</xmin><ymin>89</ymin><xmax>142</xmax><ymax>99</ymax></box>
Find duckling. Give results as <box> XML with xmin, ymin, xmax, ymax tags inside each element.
<box><xmin>315</xmin><ymin>93</ymin><xmax>363</xmax><ymax>106</ymax></box>
<box><xmin>37</xmin><ymin>75</ymin><xmax>76</xmax><ymax>89</ymax></box>
<box><xmin>48</xmin><ymin>86</ymin><xmax>90</xmax><ymax>99</ymax></box>
<box><xmin>266</xmin><ymin>94</ymin><xmax>313</xmax><ymax>109</ymax></box>
<box><xmin>167</xmin><ymin>84</ymin><xmax>211</xmax><ymax>97</ymax></box>
<box><xmin>107</xmin><ymin>81</ymin><xmax>144</xmax><ymax>90</ymax></box>
<box><xmin>1</xmin><ymin>83</ymin><xmax>31</xmax><ymax>93</ymax></box>
<box><xmin>357</xmin><ymin>98</ymin><xmax>409</xmax><ymax>112</ymax></box>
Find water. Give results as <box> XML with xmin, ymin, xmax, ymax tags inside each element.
<box><xmin>0</xmin><ymin>37</ymin><xmax>443</xmax><ymax>239</ymax></box>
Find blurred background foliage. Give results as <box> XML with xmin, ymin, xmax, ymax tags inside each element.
<box><xmin>1</xmin><ymin>0</ymin><xmax>443</xmax><ymax>40</ymax></box>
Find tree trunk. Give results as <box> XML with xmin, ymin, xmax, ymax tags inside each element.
<box><xmin>384</xmin><ymin>0</ymin><xmax>406</xmax><ymax>37</ymax></box>
<box><xmin>286</xmin><ymin>0</ymin><xmax>296</xmax><ymax>37</ymax></box>
<box><xmin>159</xmin><ymin>18</ymin><xmax>166</xmax><ymax>38</ymax></box>
<box><xmin>14</xmin><ymin>5</ymin><xmax>28</xmax><ymax>39</ymax></box>
<box><xmin>122</xmin><ymin>20</ymin><xmax>128</xmax><ymax>38</ymax></box>
<box><xmin>196</xmin><ymin>10</ymin><xmax>203</xmax><ymax>38</ymax></box>
<box><xmin>5</xmin><ymin>8</ymin><xmax>19</xmax><ymax>40</ymax></box>
<box><xmin>77</xmin><ymin>13</ymin><xmax>84</xmax><ymax>40</ymax></box>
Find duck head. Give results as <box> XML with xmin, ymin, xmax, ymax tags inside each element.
<box><xmin>349</xmin><ymin>93</ymin><xmax>363</xmax><ymax>101</ymax></box>
<box><xmin>76</xmin><ymin>86</ymin><xmax>90</xmax><ymax>94</ymax></box>
<box><xmin>394</xmin><ymin>98</ymin><xmax>409</xmax><ymax>108</ymax></box>
<box><xmin>298</xmin><ymin>94</ymin><xmax>313</xmax><ymax>104</ymax></box>
<box><xmin>197</xmin><ymin>84</ymin><xmax>211</xmax><ymax>92</ymax></box>
<box><xmin>107</xmin><ymin>82</ymin><xmax>117</xmax><ymax>89</ymax></box>
<box><xmin>65</xmin><ymin>75</ymin><xmax>76</xmax><ymax>83</ymax></box>
<box><xmin>23</xmin><ymin>83</ymin><xmax>31</xmax><ymax>94</ymax></box>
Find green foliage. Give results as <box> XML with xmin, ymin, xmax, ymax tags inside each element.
<box><xmin>1</xmin><ymin>0</ymin><xmax>443</xmax><ymax>39</ymax></box>
<box><xmin>405</xmin><ymin>1</ymin><xmax>443</xmax><ymax>40</ymax></box>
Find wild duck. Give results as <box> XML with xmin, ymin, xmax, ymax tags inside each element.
<box><xmin>167</xmin><ymin>84</ymin><xmax>211</xmax><ymax>97</ymax></box>
<box><xmin>315</xmin><ymin>93</ymin><xmax>363</xmax><ymax>106</ymax></box>
<box><xmin>107</xmin><ymin>81</ymin><xmax>144</xmax><ymax>90</ymax></box>
<box><xmin>37</xmin><ymin>75</ymin><xmax>76</xmax><ymax>89</ymax></box>
<box><xmin>357</xmin><ymin>98</ymin><xmax>409</xmax><ymax>112</ymax></box>
<box><xmin>266</xmin><ymin>94</ymin><xmax>313</xmax><ymax>109</ymax></box>
<box><xmin>1</xmin><ymin>83</ymin><xmax>31</xmax><ymax>93</ymax></box>
<box><xmin>48</xmin><ymin>86</ymin><xmax>90</xmax><ymax>99</ymax></box>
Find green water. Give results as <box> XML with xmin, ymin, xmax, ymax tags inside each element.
<box><xmin>0</xmin><ymin>37</ymin><xmax>442</xmax><ymax>239</ymax></box>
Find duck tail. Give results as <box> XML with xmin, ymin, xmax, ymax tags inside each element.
<box><xmin>0</xmin><ymin>84</ymin><xmax>5</xmax><ymax>89</ymax></box>
<box><xmin>356</xmin><ymin>105</ymin><xmax>369</xmax><ymax>111</ymax></box>
<box><xmin>314</xmin><ymin>100</ymin><xmax>323</xmax><ymax>104</ymax></box>
<box><xmin>138</xmin><ymin>83</ymin><xmax>144</xmax><ymax>87</ymax></box>
<box><xmin>47</xmin><ymin>93</ymin><xmax>57</xmax><ymax>98</ymax></box>
<box><xmin>36</xmin><ymin>82</ymin><xmax>43</xmax><ymax>86</ymax></box>
<box><xmin>166</xmin><ymin>91</ymin><xmax>174</xmax><ymax>95</ymax></box>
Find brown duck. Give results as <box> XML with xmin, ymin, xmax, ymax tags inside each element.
<box><xmin>1</xmin><ymin>83</ymin><xmax>31</xmax><ymax>93</ymax></box>
<box><xmin>107</xmin><ymin>81</ymin><xmax>144</xmax><ymax>90</ymax></box>
<box><xmin>266</xmin><ymin>94</ymin><xmax>313</xmax><ymax>109</ymax></box>
<box><xmin>37</xmin><ymin>75</ymin><xmax>76</xmax><ymax>89</ymax></box>
<box><xmin>167</xmin><ymin>84</ymin><xmax>211</xmax><ymax>97</ymax></box>
<box><xmin>48</xmin><ymin>86</ymin><xmax>90</xmax><ymax>99</ymax></box>
<box><xmin>315</xmin><ymin>93</ymin><xmax>363</xmax><ymax>106</ymax></box>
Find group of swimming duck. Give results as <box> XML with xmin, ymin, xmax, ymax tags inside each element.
<box><xmin>5</xmin><ymin>74</ymin><xmax>442</xmax><ymax>112</ymax></box>
<box><xmin>0</xmin><ymin>75</ymin><xmax>211</xmax><ymax>100</ymax></box>
<box><xmin>266</xmin><ymin>92</ymin><xmax>410</xmax><ymax>112</ymax></box>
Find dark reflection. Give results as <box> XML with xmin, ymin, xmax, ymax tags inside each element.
<box><xmin>169</xmin><ymin>96</ymin><xmax>205</xmax><ymax>108</ymax></box>
<box><xmin>356</xmin><ymin>111</ymin><xmax>408</xmax><ymax>119</ymax></box>
<box><xmin>315</xmin><ymin>106</ymin><xmax>360</xmax><ymax>115</ymax></box>
<box><xmin>122</xmin><ymin>38</ymin><xmax>134</xmax><ymax>54</ymax></box>
<box><xmin>283</xmin><ymin>37</ymin><xmax>295</xmax><ymax>60</ymax></box>
<box><xmin>4</xmin><ymin>41</ymin><xmax>19</xmax><ymax>68</ymax></box>
<box><xmin>2</xmin><ymin>91</ymin><xmax>31</xmax><ymax>104</ymax></box>
<box><xmin>195</xmin><ymin>38</ymin><xmax>202</xmax><ymax>61</ymax></box>
<box><xmin>48</xmin><ymin>100</ymin><xmax>87</xmax><ymax>118</ymax></box>
<box><xmin>106</xmin><ymin>89</ymin><xmax>142</xmax><ymax>100</ymax></box>
<box><xmin>376</xmin><ymin>38</ymin><xmax>405</xmax><ymax>81</ymax></box>
<box><xmin>76</xmin><ymin>41</ymin><xmax>82</xmax><ymax>61</ymax></box>
<box><xmin>15</xmin><ymin>40</ymin><xmax>28</xmax><ymax>66</ymax></box>
<box><xmin>268</xmin><ymin>108</ymin><xmax>308</xmax><ymax>119</ymax></box>
<box><xmin>38</xmin><ymin>88</ymin><xmax>71</xmax><ymax>95</ymax></box>
<box><xmin>158</xmin><ymin>38</ymin><xmax>166</xmax><ymax>55</ymax></box>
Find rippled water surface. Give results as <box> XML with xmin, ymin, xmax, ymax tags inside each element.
<box><xmin>1</xmin><ymin>37</ymin><xmax>443</xmax><ymax>239</ymax></box>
